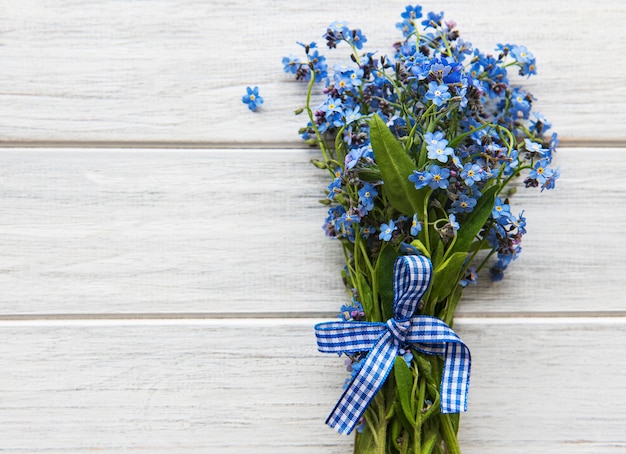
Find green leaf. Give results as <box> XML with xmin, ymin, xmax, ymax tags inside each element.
<box><xmin>410</xmin><ymin>239</ymin><xmax>430</xmax><ymax>257</ymax></box>
<box><xmin>375</xmin><ymin>245</ymin><xmax>399</xmax><ymax>321</ymax></box>
<box><xmin>430</xmin><ymin>252</ymin><xmax>467</xmax><ymax>302</ymax></box>
<box><xmin>359</xmin><ymin>279</ymin><xmax>379</xmax><ymax>323</ymax></box>
<box><xmin>420</xmin><ymin>426</ymin><xmax>439</xmax><ymax>454</ymax></box>
<box><xmin>450</xmin><ymin>184</ymin><xmax>499</xmax><ymax>255</ymax></box>
<box><xmin>448</xmin><ymin>122</ymin><xmax>491</xmax><ymax>149</ymax></box>
<box><xmin>357</xmin><ymin>167</ymin><xmax>382</xmax><ymax>182</ymax></box>
<box><xmin>369</xmin><ymin>114</ymin><xmax>426</xmax><ymax>216</ymax></box>
<box><xmin>440</xmin><ymin>284</ymin><xmax>463</xmax><ymax>326</ymax></box>
<box><xmin>430</xmin><ymin>235</ymin><xmax>444</xmax><ymax>270</ymax></box>
<box><xmin>354</xmin><ymin>423</ymin><xmax>378</xmax><ymax>453</ymax></box>
<box><xmin>394</xmin><ymin>357</ymin><xmax>416</xmax><ymax>426</ymax></box>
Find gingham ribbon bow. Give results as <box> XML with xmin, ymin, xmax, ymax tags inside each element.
<box><xmin>314</xmin><ymin>255</ymin><xmax>471</xmax><ymax>435</ymax></box>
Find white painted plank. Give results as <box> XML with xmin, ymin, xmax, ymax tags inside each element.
<box><xmin>0</xmin><ymin>318</ymin><xmax>625</xmax><ymax>452</ymax></box>
<box><xmin>0</xmin><ymin>0</ymin><xmax>624</xmax><ymax>143</ymax></box>
<box><xmin>1</xmin><ymin>148</ymin><xmax>624</xmax><ymax>315</ymax></box>
<box><xmin>0</xmin><ymin>149</ymin><xmax>345</xmax><ymax>315</ymax></box>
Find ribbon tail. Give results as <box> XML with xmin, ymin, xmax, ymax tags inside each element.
<box><xmin>326</xmin><ymin>331</ymin><xmax>398</xmax><ymax>435</ymax></box>
<box><xmin>407</xmin><ymin>316</ymin><xmax>471</xmax><ymax>414</ymax></box>
<box><xmin>440</xmin><ymin>341</ymin><xmax>471</xmax><ymax>413</ymax></box>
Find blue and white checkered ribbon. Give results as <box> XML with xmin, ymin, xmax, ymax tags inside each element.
<box><xmin>314</xmin><ymin>255</ymin><xmax>471</xmax><ymax>435</ymax></box>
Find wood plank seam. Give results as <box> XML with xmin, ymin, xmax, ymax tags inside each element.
<box><xmin>2</xmin><ymin>311</ymin><xmax>626</xmax><ymax>321</ymax></box>
<box><xmin>0</xmin><ymin>139</ymin><xmax>624</xmax><ymax>149</ymax></box>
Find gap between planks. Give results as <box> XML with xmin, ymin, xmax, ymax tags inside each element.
<box><xmin>2</xmin><ymin>312</ymin><xmax>626</xmax><ymax>325</ymax></box>
<box><xmin>0</xmin><ymin>139</ymin><xmax>625</xmax><ymax>149</ymax></box>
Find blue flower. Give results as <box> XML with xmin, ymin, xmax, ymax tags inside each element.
<box><xmin>357</xmin><ymin>182</ymin><xmax>378</xmax><ymax>213</ymax></box>
<box><xmin>451</xmin><ymin>194</ymin><xmax>477</xmax><ymax>213</ymax></box>
<box><xmin>327</xmin><ymin>177</ymin><xmax>342</xmax><ymax>200</ymax></box>
<box><xmin>427</xmin><ymin>164</ymin><xmax>450</xmax><ymax>189</ymax></box>
<box><xmin>345</xmin><ymin>144</ymin><xmax>372</xmax><ymax>169</ymax></box>
<box><xmin>541</xmin><ymin>167</ymin><xmax>559</xmax><ymax>191</ymax></box>
<box><xmin>242</xmin><ymin>86</ymin><xmax>263</xmax><ymax>111</ymax></box>
<box><xmin>409</xmin><ymin>169</ymin><xmax>433</xmax><ymax>189</ymax></box>
<box><xmin>360</xmin><ymin>225</ymin><xmax>376</xmax><ymax>239</ymax></box>
<box><xmin>424</xmin><ymin>131</ymin><xmax>445</xmax><ymax>147</ymax></box>
<box><xmin>509</xmin><ymin>45</ymin><xmax>537</xmax><ymax>76</ymax></box>
<box><xmin>530</xmin><ymin>112</ymin><xmax>552</xmax><ymax>135</ymax></box>
<box><xmin>349</xmin><ymin>29</ymin><xmax>368</xmax><ymax>50</ymax></box>
<box><xmin>510</xmin><ymin>87</ymin><xmax>531</xmax><ymax>119</ymax></box>
<box><xmin>492</xmin><ymin>197</ymin><xmax>512</xmax><ymax>219</ymax></box>
<box><xmin>395</xmin><ymin>19</ymin><xmax>414</xmax><ymax>38</ymax></box>
<box><xmin>460</xmin><ymin>162</ymin><xmax>483</xmax><ymax>187</ymax></box>
<box><xmin>348</xmin><ymin>69</ymin><xmax>364</xmax><ymax>86</ymax></box>
<box><xmin>528</xmin><ymin>159</ymin><xmax>552</xmax><ymax>185</ymax></box>
<box><xmin>307</xmin><ymin>48</ymin><xmax>328</xmax><ymax>81</ymax></box>
<box><xmin>401</xmin><ymin>5</ymin><xmax>423</xmax><ymax>20</ymax></box>
<box><xmin>510</xmin><ymin>45</ymin><xmax>534</xmax><ymax>64</ymax></box>
<box><xmin>427</xmin><ymin>139</ymin><xmax>454</xmax><ymax>163</ymax></box>
<box><xmin>448</xmin><ymin>214</ymin><xmax>460</xmax><ymax>233</ymax></box>
<box><xmin>344</xmin><ymin>107</ymin><xmax>363</xmax><ymax>125</ymax></box>
<box><xmin>422</xmin><ymin>11</ymin><xmax>444</xmax><ymax>28</ymax></box>
<box><xmin>549</xmin><ymin>132</ymin><xmax>559</xmax><ymax>154</ymax></box>
<box><xmin>378</xmin><ymin>220</ymin><xmax>397</xmax><ymax>241</ymax></box>
<box><xmin>489</xmin><ymin>256</ymin><xmax>513</xmax><ymax>281</ymax></box>
<box><xmin>343</xmin><ymin>357</ymin><xmax>365</xmax><ymax>389</ymax></box>
<box><xmin>328</xmin><ymin>20</ymin><xmax>350</xmax><ymax>37</ymax></box>
<box><xmin>410</xmin><ymin>213</ymin><xmax>422</xmax><ymax>236</ymax></box>
<box><xmin>398</xmin><ymin>347</ymin><xmax>413</xmax><ymax>367</ymax></box>
<box><xmin>339</xmin><ymin>299</ymin><xmax>365</xmax><ymax>321</ymax></box>
<box><xmin>334</xmin><ymin>73</ymin><xmax>353</xmax><ymax>92</ymax></box>
<box><xmin>282</xmin><ymin>55</ymin><xmax>300</xmax><ymax>74</ymax></box>
<box><xmin>323</xmin><ymin>97</ymin><xmax>344</xmax><ymax>115</ymax></box>
<box><xmin>399</xmin><ymin>242</ymin><xmax>420</xmax><ymax>255</ymax></box>
<box><xmin>524</xmin><ymin>139</ymin><xmax>548</xmax><ymax>156</ymax></box>
<box><xmin>460</xmin><ymin>267</ymin><xmax>478</xmax><ymax>287</ymax></box>
<box><xmin>425</xmin><ymin>81</ymin><xmax>451</xmax><ymax>106</ymax></box>
<box><xmin>502</xmin><ymin>150</ymin><xmax>520</xmax><ymax>177</ymax></box>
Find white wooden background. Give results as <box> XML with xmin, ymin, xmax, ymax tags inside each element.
<box><xmin>1</xmin><ymin>1</ymin><xmax>625</xmax><ymax>452</ymax></box>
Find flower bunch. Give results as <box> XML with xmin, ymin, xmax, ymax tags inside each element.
<box><xmin>284</xmin><ymin>4</ymin><xmax>558</xmax><ymax>453</ymax></box>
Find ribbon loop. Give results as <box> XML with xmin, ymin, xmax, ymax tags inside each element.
<box><xmin>393</xmin><ymin>255</ymin><xmax>431</xmax><ymax>320</ymax></box>
<box><xmin>314</xmin><ymin>255</ymin><xmax>471</xmax><ymax>435</ymax></box>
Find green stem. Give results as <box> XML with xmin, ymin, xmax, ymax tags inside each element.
<box><xmin>303</xmin><ymin>69</ymin><xmax>333</xmax><ymax>170</ymax></box>
<box><xmin>364</xmin><ymin>411</ymin><xmax>380</xmax><ymax>447</ymax></box>
<box><xmin>413</xmin><ymin>375</ymin><xmax>426</xmax><ymax>453</ymax></box>
<box><xmin>377</xmin><ymin>406</ymin><xmax>387</xmax><ymax>454</ymax></box>
<box><xmin>440</xmin><ymin>414</ymin><xmax>461</xmax><ymax>454</ymax></box>
<box><xmin>475</xmin><ymin>248</ymin><xmax>497</xmax><ymax>274</ymax></box>
<box><xmin>420</xmin><ymin>430</ymin><xmax>438</xmax><ymax>454</ymax></box>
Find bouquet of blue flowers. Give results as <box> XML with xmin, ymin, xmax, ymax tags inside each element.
<box><xmin>283</xmin><ymin>4</ymin><xmax>558</xmax><ymax>453</ymax></box>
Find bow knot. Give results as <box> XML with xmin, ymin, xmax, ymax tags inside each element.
<box><xmin>386</xmin><ymin>318</ymin><xmax>410</xmax><ymax>346</ymax></box>
<box><xmin>314</xmin><ymin>255</ymin><xmax>471</xmax><ymax>435</ymax></box>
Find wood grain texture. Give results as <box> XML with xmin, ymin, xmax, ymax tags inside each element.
<box><xmin>0</xmin><ymin>149</ymin><xmax>345</xmax><ymax>315</ymax></box>
<box><xmin>0</xmin><ymin>147</ymin><xmax>624</xmax><ymax>316</ymax></box>
<box><xmin>0</xmin><ymin>318</ymin><xmax>625</xmax><ymax>453</ymax></box>
<box><xmin>0</xmin><ymin>0</ymin><xmax>624</xmax><ymax>144</ymax></box>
